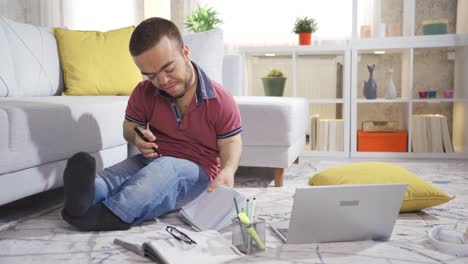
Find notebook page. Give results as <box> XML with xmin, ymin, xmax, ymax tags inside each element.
<box><xmin>180</xmin><ymin>186</ymin><xmax>245</xmax><ymax>231</ymax></box>
<box><xmin>145</xmin><ymin>229</ymin><xmax>243</xmax><ymax>264</ymax></box>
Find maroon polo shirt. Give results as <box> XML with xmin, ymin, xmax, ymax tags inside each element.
<box><xmin>125</xmin><ymin>62</ymin><xmax>242</xmax><ymax>180</ymax></box>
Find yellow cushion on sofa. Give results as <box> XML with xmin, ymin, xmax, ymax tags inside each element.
<box><xmin>308</xmin><ymin>162</ymin><xmax>454</xmax><ymax>212</ymax></box>
<box><xmin>54</xmin><ymin>27</ymin><xmax>141</xmax><ymax>95</ymax></box>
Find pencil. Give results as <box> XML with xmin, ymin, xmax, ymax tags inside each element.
<box><xmin>250</xmin><ymin>197</ymin><xmax>256</xmax><ymax>222</ymax></box>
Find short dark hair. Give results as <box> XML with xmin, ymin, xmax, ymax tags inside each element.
<box><xmin>129</xmin><ymin>17</ymin><xmax>184</xmax><ymax>56</ymax></box>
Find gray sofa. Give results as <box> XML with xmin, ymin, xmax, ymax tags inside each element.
<box><xmin>0</xmin><ymin>16</ymin><xmax>308</xmax><ymax>206</ymax></box>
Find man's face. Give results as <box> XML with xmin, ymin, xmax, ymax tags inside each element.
<box><xmin>133</xmin><ymin>36</ymin><xmax>193</xmax><ymax>99</ymax></box>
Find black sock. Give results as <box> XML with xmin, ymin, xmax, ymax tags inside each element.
<box><xmin>62</xmin><ymin>203</ymin><xmax>131</xmax><ymax>231</ymax></box>
<box><xmin>63</xmin><ymin>152</ymin><xmax>96</xmax><ymax>217</ymax></box>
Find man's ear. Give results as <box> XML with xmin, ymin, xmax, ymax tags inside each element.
<box><xmin>182</xmin><ymin>44</ymin><xmax>191</xmax><ymax>60</ymax></box>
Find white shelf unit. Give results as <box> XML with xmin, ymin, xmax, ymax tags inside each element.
<box><xmin>350</xmin><ymin>0</ymin><xmax>468</xmax><ymax>159</ymax></box>
<box><xmin>240</xmin><ymin>0</ymin><xmax>468</xmax><ymax>159</ymax></box>
<box><xmin>241</xmin><ymin>47</ymin><xmax>351</xmax><ymax>158</ymax></box>
<box><xmin>350</xmin><ymin>34</ymin><xmax>468</xmax><ymax>159</ymax></box>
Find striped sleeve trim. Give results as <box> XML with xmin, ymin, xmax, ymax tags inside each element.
<box><xmin>216</xmin><ymin>127</ymin><xmax>242</xmax><ymax>139</ymax></box>
<box><xmin>125</xmin><ymin>114</ymin><xmax>146</xmax><ymax>126</ymax></box>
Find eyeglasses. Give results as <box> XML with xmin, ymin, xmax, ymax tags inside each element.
<box><xmin>165</xmin><ymin>225</ymin><xmax>197</xmax><ymax>245</ymax></box>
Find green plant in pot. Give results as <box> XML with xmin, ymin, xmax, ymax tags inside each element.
<box><xmin>262</xmin><ymin>69</ymin><xmax>287</xmax><ymax>96</ymax></box>
<box><xmin>293</xmin><ymin>16</ymin><xmax>318</xmax><ymax>45</ymax></box>
<box><xmin>185</xmin><ymin>4</ymin><xmax>223</xmax><ymax>32</ymax></box>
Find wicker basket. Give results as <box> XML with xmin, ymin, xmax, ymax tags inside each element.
<box><xmin>361</xmin><ymin>121</ymin><xmax>397</xmax><ymax>132</ymax></box>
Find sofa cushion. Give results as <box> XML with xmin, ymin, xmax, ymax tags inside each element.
<box><xmin>183</xmin><ymin>29</ymin><xmax>224</xmax><ymax>84</ymax></box>
<box><xmin>0</xmin><ymin>16</ymin><xmax>64</xmax><ymax>97</ymax></box>
<box><xmin>0</xmin><ymin>96</ymin><xmax>129</xmax><ymax>175</ymax></box>
<box><xmin>0</xmin><ymin>17</ymin><xmax>15</xmax><ymax>97</ymax></box>
<box><xmin>54</xmin><ymin>27</ymin><xmax>142</xmax><ymax>96</ymax></box>
<box><xmin>235</xmin><ymin>96</ymin><xmax>309</xmax><ymax>146</ymax></box>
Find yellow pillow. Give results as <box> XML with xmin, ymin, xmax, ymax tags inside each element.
<box><xmin>308</xmin><ymin>162</ymin><xmax>454</xmax><ymax>212</ymax></box>
<box><xmin>54</xmin><ymin>27</ymin><xmax>141</xmax><ymax>95</ymax></box>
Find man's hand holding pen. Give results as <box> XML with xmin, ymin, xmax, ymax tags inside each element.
<box><xmin>134</xmin><ymin>126</ymin><xmax>161</xmax><ymax>158</ymax></box>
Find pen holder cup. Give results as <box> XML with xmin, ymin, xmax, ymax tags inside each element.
<box><xmin>232</xmin><ymin>218</ymin><xmax>266</xmax><ymax>255</ymax></box>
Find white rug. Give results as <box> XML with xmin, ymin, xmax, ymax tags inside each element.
<box><xmin>0</xmin><ymin>158</ymin><xmax>467</xmax><ymax>263</ymax></box>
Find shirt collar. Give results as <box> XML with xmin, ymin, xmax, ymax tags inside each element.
<box><xmin>153</xmin><ymin>61</ymin><xmax>216</xmax><ymax>105</ymax></box>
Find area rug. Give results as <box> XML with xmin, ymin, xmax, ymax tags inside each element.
<box><xmin>0</xmin><ymin>158</ymin><xmax>467</xmax><ymax>263</ymax></box>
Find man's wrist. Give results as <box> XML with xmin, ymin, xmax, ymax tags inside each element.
<box><xmin>220</xmin><ymin>167</ymin><xmax>236</xmax><ymax>176</ymax></box>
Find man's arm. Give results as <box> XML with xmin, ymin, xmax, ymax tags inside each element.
<box><xmin>208</xmin><ymin>133</ymin><xmax>242</xmax><ymax>191</ymax></box>
<box><xmin>123</xmin><ymin>119</ymin><xmax>140</xmax><ymax>145</ymax></box>
<box><xmin>123</xmin><ymin>120</ymin><xmax>159</xmax><ymax>158</ymax></box>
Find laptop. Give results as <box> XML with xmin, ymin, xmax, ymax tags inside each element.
<box><xmin>270</xmin><ymin>183</ymin><xmax>407</xmax><ymax>244</ymax></box>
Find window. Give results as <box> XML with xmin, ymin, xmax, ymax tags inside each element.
<box><xmin>196</xmin><ymin>0</ymin><xmax>352</xmax><ymax>49</ymax></box>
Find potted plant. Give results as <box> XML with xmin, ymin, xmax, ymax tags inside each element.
<box><xmin>184</xmin><ymin>4</ymin><xmax>223</xmax><ymax>32</ymax></box>
<box><xmin>262</xmin><ymin>69</ymin><xmax>287</xmax><ymax>96</ymax></box>
<box><xmin>293</xmin><ymin>16</ymin><xmax>318</xmax><ymax>45</ymax></box>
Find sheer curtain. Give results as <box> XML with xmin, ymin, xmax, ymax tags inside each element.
<box><xmin>193</xmin><ymin>0</ymin><xmax>352</xmax><ymax>50</ymax></box>
<box><xmin>0</xmin><ymin>0</ymin><xmax>147</xmax><ymax>30</ymax></box>
<box><xmin>0</xmin><ymin>0</ymin><xmax>64</xmax><ymax>28</ymax></box>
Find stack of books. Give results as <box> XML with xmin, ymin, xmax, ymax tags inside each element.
<box><xmin>310</xmin><ymin>115</ymin><xmax>344</xmax><ymax>152</ymax></box>
<box><xmin>411</xmin><ymin>114</ymin><xmax>453</xmax><ymax>153</ymax></box>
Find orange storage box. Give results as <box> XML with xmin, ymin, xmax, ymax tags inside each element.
<box><xmin>357</xmin><ymin>130</ymin><xmax>408</xmax><ymax>152</ymax></box>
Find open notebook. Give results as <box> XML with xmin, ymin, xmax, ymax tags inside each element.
<box><xmin>114</xmin><ymin>226</ymin><xmax>244</xmax><ymax>264</ymax></box>
<box><xmin>179</xmin><ymin>186</ymin><xmax>246</xmax><ymax>231</ymax></box>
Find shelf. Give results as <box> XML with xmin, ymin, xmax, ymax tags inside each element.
<box><xmin>350</xmin><ymin>151</ymin><xmax>467</xmax><ymax>159</ymax></box>
<box><xmin>302</xmin><ymin>150</ymin><xmax>349</xmax><ymax>158</ymax></box>
<box><xmin>411</xmin><ymin>98</ymin><xmax>468</xmax><ymax>103</ymax></box>
<box><xmin>240</xmin><ymin>34</ymin><xmax>468</xmax><ymax>55</ymax></box>
<box><xmin>308</xmin><ymin>99</ymin><xmax>344</xmax><ymax>104</ymax></box>
<box><xmin>356</xmin><ymin>98</ymin><xmax>468</xmax><ymax>103</ymax></box>
<box><xmin>242</xmin><ymin>0</ymin><xmax>468</xmax><ymax>159</ymax></box>
<box><xmin>240</xmin><ymin>43</ymin><xmax>349</xmax><ymax>55</ymax></box>
<box><xmin>352</xmin><ymin>34</ymin><xmax>468</xmax><ymax>50</ymax></box>
<box><xmin>356</xmin><ymin>98</ymin><xmax>410</xmax><ymax>103</ymax></box>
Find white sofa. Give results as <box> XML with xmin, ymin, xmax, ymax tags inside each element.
<box><xmin>0</xmin><ymin>16</ymin><xmax>308</xmax><ymax>206</ymax></box>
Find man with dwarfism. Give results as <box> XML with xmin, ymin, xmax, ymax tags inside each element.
<box><xmin>61</xmin><ymin>17</ymin><xmax>242</xmax><ymax>231</ymax></box>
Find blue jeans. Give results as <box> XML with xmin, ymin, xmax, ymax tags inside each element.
<box><xmin>92</xmin><ymin>155</ymin><xmax>210</xmax><ymax>224</ymax></box>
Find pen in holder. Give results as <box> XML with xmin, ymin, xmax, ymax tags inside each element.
<box><xmin>232</xmin><ymin>215</ymin><xmax>265</xmax><ymax>255</ymax></box>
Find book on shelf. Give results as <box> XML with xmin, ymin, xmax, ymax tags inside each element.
<box><xmin>335</xmin><ymin>120</ymin><xmax>345</xmax><ymax>151</ymax></box>
<box><xmin>440</xmin><ymin>115</ymin><xmax>454</xmax><ymax>152</ymax></box>
<box><xmin>328</xmin><ymin>120</ymin><xmax>337</xmax><ymax>151</ymax></box>
<box><xmin>114</xmin><ymin>226</ymin><xmax>244</xmax><ymax>264</ymax></box>
<box><xmin>411</xmin><ymin>114</ymin><xmax>453</xmax><ymax>153</ymax></box>
<box><xmin>179</xmin><ymin>186</ymin><xmax>246</xmax><ymax>231</ymax></box>
<box><xmin>311</xmin><ymin>116</ymin><xmax>344</xmax><ymax>152</ymax></box>
<box><xmin>429</xmin><ymin>116</ymin><xmax>444</xmax><ymax>153</ymax></box>
<box><xmin>317</xmin><ymin>119</ymin><xmax>329</xmax><ymax>151</ymax></box>
<box><xmin>310</xmin><ymin>115</ymin><xmax>320</xmax><ymax>150</ymax></box>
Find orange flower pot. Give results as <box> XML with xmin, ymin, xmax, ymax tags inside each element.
<box><xmin>298</xmin><ymin>32</ymin><xmax>312</xmax><ymax>45</ymax></box>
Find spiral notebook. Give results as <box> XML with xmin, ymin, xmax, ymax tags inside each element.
<box><xmin>179</xmin><ymin>186</ymin><xmax>246</xmax><ymax>231</ymax></box>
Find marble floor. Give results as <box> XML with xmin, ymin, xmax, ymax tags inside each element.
<box><xmin>0</xmin><ymin>157</ymin><xmax>467</xmax><ymax>263</ymax></box>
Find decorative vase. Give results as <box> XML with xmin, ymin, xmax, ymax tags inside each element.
<box><xmin>262</xmin><ymin>77</ymin><xmax>286</xmax><ymax>96</ymax></box>
<box><xmin>363</xmin><ymin>64</ymin><xmax>377</xmax><ymax>99</ymax></box>
<box><xmin>384</xmin><ymin>68</ymin><xmax>397</xmax><ymax>99</ymax></box>
<box><xmin>298</xmin><ymin>32</ymin><xmax>312</xmax><ymax>45</ymax></box>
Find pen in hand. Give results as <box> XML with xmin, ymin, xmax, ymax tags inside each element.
<box><xmin>133</xmin><ymin>127</ymin><xmax>161</xmax><ymax>156</ymax></box>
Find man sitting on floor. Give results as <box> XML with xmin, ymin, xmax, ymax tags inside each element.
<box><xmin>61</xmin><ymin>17</ymin><xmax>243</xmax><ymax>231</ymax></box>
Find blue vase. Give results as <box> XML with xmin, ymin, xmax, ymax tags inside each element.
<box><xmin>363</xmin><ymin>64</ymin><xmax>377</xmax><ymax>99</ymax></box>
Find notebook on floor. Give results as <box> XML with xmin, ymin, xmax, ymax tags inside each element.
<box><xmin>270</xmin><ymin>183</ymin><xmax>407</xmax><ymax>244</ymax></box>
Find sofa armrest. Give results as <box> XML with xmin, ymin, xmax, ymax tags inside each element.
<box><xmin>222</xmin><ymin>54</ymin><xmax>244</xmax><ymax>96</ymax></box>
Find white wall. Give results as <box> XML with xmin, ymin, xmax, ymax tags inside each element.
<box><xmin>144</xmin><ymin>0</ymin><xmax>170</xmax><ymax>19</ymax></box>
<box><xmin>62</xmin><ymin>0</ymin><xmax>144</xmax><ymax>31</ymax></box>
